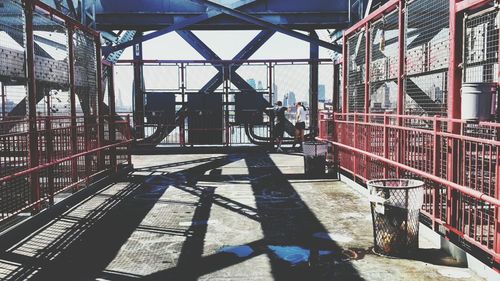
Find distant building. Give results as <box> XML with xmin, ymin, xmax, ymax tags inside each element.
<box><xmin>272</xmin><ymin>83</ymin><xmax>278</xmax><ymax>104</ymax></box>
<box><xmin>246</xmin><ymin>79</ymin><xmax>256</xmax><ymax>89</ymax></box>
<box><xmin>284</xmin><ymin>91</ymin><xmax>296</xmax><ymax>107</ymax></box>
<box><xmin>318</xmin><ymin>84</ymin><xmax>326</xmax><ymax>102</ymax></box>
<box><xmin>257</xmin><ymin>80</ymin><xmax>264</xmax><ymax>90</ymax></box>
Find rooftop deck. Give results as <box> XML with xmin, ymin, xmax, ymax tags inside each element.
<box><xmin>0</xmin><ymin>153</ymin><xmax>483</xmax><ymax>281</ymax></box>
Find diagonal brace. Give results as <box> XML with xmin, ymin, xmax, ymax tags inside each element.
<box><xmin>189</xmin><ymin>0</ymin><xmax>342</xmax><ymax>53</ymax></box>
<box><xmin>103</xmin><ymin>0</ymin><xmax>261</xmax><ymax>56</ymax></box>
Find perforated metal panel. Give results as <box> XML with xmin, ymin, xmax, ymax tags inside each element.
<box><xmin>405</xmin><ymin>0</ymin><xmax>449</xmax><ymax>117</ymax></box>
<box><xmin>0</xmin><ymin>0</ymin><xmax>25</xmax><ymax>81</ymax></box>
<box><xmin>74</xmin><ymin>29</ymin><xmax>97</xmax><ymax>116</ymax></box>
<box><xmin>370</xmin><ymin>10</ymin><xmax>398</xmax><ymax>113</ymax></box>
<box><xmin>347</xmin><ymin>29</ymin><xmax>366</xmax><ymax>114</ymax></box>
<box><xmin>464</xmin><ymin>8</ymin><xmax>499</xmax><ymax>83</ymax></box>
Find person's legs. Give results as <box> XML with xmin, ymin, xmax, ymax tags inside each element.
<box><xmin>292</xmin><ymin>126</ymin><xmax>299</xmax><ymax>148</ymax></box>
<box><xmin>276</xmin><ymin>123</ymin><xmax>284</xmax><ymax>152</ymax></box>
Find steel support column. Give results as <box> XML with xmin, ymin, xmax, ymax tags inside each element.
<box><xmin>133</xmin><ymin>32</ymin><xmax>145</xmax><ymax>138</ymax></box>
<box><xmin>180</xmin><ymin>63</ymin><xmax>186</xmax><ymax>146</ymax></box>
<box><xmin>24</xmin><ymin>0</ymin><xmax>40</xmax><ymax>213</ymax></box>
<box><xmin>44</xmin><ymin>88</ymin><xmax>54</xmax><ymax>205</ymax></box>
<box><xmin>447</xmin><ymin>1</ymin><xmax>464</xmax><ymax>230</ymax></box>
<box><xmin>1</xmin><ymin>83</ymin><xmax>5</xmax><ymax>118</ymax></box>
<box><xmin>107</xmin><ymin>64</ymin><xmax>117</xmax><ymax>170</ymax></box>
<box><xmin>68</xmin><ymin>25</ymin><xmax>79</xmax><ymax>188</ymax></box>
<box><xmin>268</xmin><ymin>62</ymin><xmax>275</xmax><ymax>148</ymax></box>
<box><xmin>309</xmin><ymin>31</ymin><xmax>319</xmax><ymax>136</ymax></box>
<box><xmin>333</xmin><ymin>63</ymin><xmax>340</xmax><ymax>112</ymax></box>
<box><xmin>96</xmin><ymin>37</ymin><xmax>105</xmax><ymax>170</ymax></box>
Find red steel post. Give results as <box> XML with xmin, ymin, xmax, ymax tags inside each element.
<box><xmin>396</xmin><ymin>1</ymin><xmax>405</xmax><ymax>177</ymax></box>
<box><xmin>24</xmin><ymin>0</ymin><xmax>40</xmax><ymax>213</ymax></box>
<box><xmin>447</xmin><ymin>0</ymin><xmax>464</xmax><ymax>229</ymax></box>
<box><xmin>383</xmin><ymin>112</ymin><xmax>389</xmax><ymax>178</ymax></box>
<box><xmin>364</xmin><ymin>23</ymin><xmax>370</xmax><ymax>121</ymax></box>
<box><xmin>432</xmin><ymin>115</ymin><xmax>441</xmax><ymax>229</ymax></box>
<box><xmin>397</xmin><ymin>1</ymin><xmax>405</xmax><ymax>117</ymax></box>
<box><xmin>342</xmin><ymin>32</ymin><xmax>348</xmax><ymax>114</ymax></box>
<box><xmin>353</xmin><ymin>113</ymin><xmax>357</xmax><ymax>179</ymax></box>
<box><xmin>496</xmin><ymin>0</ymin><xmax>500</xmax><ymax>260</ymax></box>
<box><xmin>495</xmin><ymin>145</ymin><xmax>499</xmax><ymax>259</ymax></box>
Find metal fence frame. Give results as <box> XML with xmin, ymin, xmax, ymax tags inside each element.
<box><xmin>322</xmin><ymin>0</ymin><xmax>500</xmax><ymax>270</ymax></box>
<box><xmin>115</xmin><ymin>59</ymin><xmax>334</xmax><ymax>146</ymax></box>
<box><xmin>0</xmin><ymin>0</ymin><xmax>132</xmax><ymax>222</ymax></box>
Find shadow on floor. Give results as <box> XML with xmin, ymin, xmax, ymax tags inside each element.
<box><xmin>0</xmin><ymin>153</ymin><xmax>366</xmax><ymax>280</ymax></box>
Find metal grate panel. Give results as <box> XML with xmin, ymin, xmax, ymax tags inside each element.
<box><xmin>405</xmin><ymin>0</ymin><xmax>449</xmax><ymax>117</ymax></box>
<box><xmin>464</xmin><ymin>8</ymin><xmax>499</xmax><ymax>83</ymax></box>
<box><xmin>347</xmin><ymin>30</ymin><xmax>366</xmax><ymax>114</ymax></box>
<box><xmin>370</xmin><ymin>9</ymin><xmax>399</xmax><ymax>113</ymax></box>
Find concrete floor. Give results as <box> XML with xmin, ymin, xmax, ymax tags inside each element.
<box><xmin>0</xmin><ymin>153</ymin><xmax>484</xmax><ymax>281</ymax></box>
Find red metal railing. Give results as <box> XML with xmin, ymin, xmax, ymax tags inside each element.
<box><xmin>0</xmin><ymin>115</ymin><xmax>132</xmax><ymax>221</ymax></box>
<box><xmin>318</xmin><ymin>112</ymin><xmax>500</xmax><ymax>267</ymax></box>
<box><xmin>330</xmin><ymin>0</ymin><xmax>500</xmax><ymax>269</ymax></box>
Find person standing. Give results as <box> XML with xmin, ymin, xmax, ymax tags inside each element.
<box><xmin>268</xmin><ymin>101</ymin><xmax>287</xmax><ymax>152</ymax></box>
<box><xmin>293</xmin><ymin>102</ymin><xmax>306</xmax><ymax>151</ymax></box>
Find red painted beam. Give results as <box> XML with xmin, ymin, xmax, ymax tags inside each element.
<box><xmin>456</xmin><ymin>0</ymin><xmax>493</xmax><ymax>12</ymax></box>
<box><xmin>344</xmin><ymin>0</ymin><xmax>399</xmax><ymax>37</ymax></box>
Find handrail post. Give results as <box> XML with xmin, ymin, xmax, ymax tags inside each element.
<box><xmin>353</xmin><ymin>112</ymin><xmax>357</xmax><ymax>180</ymax></box>
<box><xmin>432</xmin><ymin>115</ymin><xmax>441</xmax><ymax>229</ymax></box>
<box><xmin>383</xmin><ymin>112</ymin><xmax>389</xmax><ymax>178</ymax></box>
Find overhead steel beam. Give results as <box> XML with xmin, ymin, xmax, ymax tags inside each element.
<box><xmin>188</xmin><ymin>0</ymin><xmax>342</xmax><ymax>53</ymax></box>
<box><xmin>102</xmin><ymin>0</ymin><xmax>260</xmax><ymax>56</ymax></box>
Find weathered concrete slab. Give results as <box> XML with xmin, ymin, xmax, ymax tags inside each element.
<box><xmin>0</xmin><ymin>153</ymin><xmax>484</xmax><ymax>281</ymax></box>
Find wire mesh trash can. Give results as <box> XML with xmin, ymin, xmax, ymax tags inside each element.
<box><xmin>367</xmin><ymin>179</ymin><xmax>424</xmax><ymax>257</ymax></box>
<box><xmin>303</xmin><ymin>141</ymin><xmax>328</xmax><ymax>178</ymax></box>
